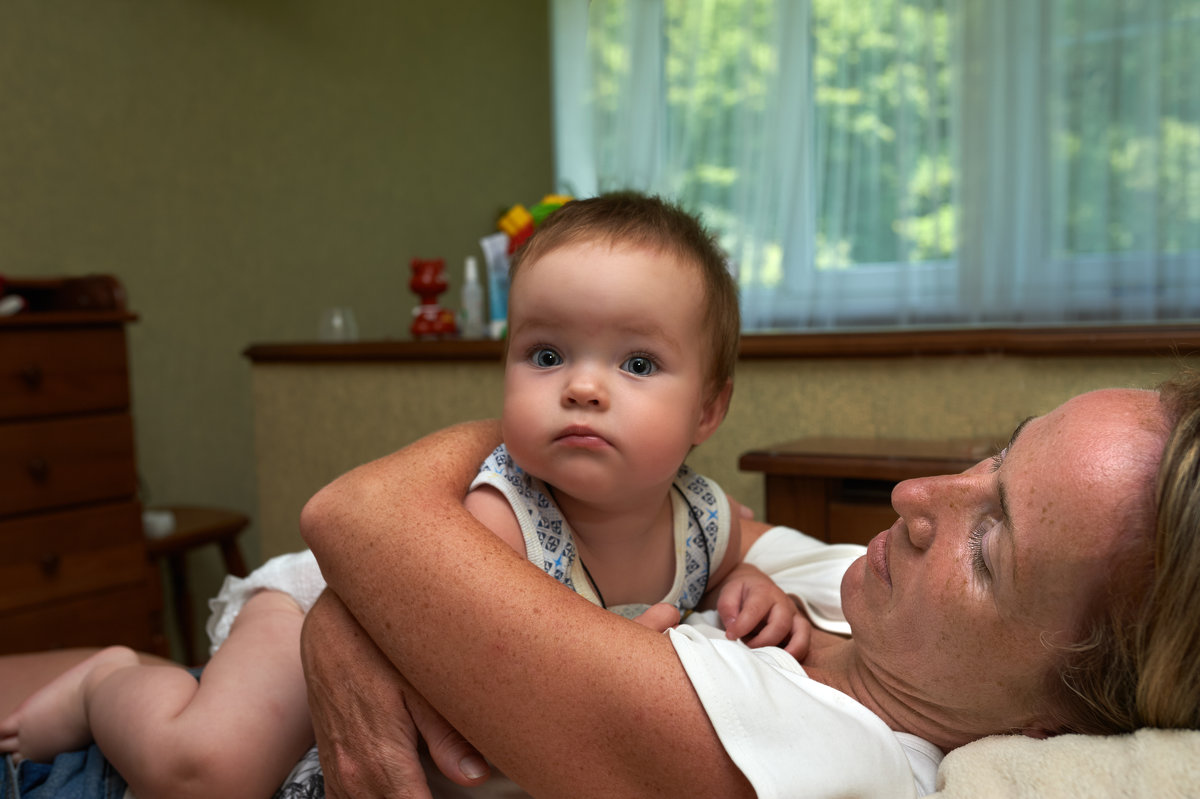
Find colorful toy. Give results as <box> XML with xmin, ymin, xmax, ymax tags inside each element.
<box><xmin>498</xmin><ymin>204</ymin><xmax>534</xmax><ymax>254</ymax></box>
<box><xmin>530</xmin><ymin>194</ymin><xmax>572</xmax><ymax>225</ymax></box>
<box><xmin>497</xmin><ymin>194</ymin><xmax>572</xmax><ymax>254</ymax></box>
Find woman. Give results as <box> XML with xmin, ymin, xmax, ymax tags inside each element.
<box><xmin>295</xmin><ymin>372</ymin><xmax>1200</xmax><ymax>798</ymax></box>
<box><xmin>4</xmin><ymin>374</ymin><xmax>1199</xmax><ymax>798</ymax></box>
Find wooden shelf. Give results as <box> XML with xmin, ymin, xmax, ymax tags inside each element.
<box><xmin>245</xmin><ymin>323</ymin><xmax>1200</xmax><ymax>364</ymax></box>
<box><xmin>245</xmin><ymin>338</ymin><xmax>505</xmax><ymax>363</ymax></box>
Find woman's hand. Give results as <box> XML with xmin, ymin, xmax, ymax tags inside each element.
<box><xmin>300</xmin><ymin>591</ymin><xmax>490</xmax><ymax>799</ymax></box>
<box><xmin>714</xmin><ymin>563</ymin><xmax>814</xmax><ymax>659</ymax></box>
<box><xmin>302</xmin><ymin>420</ymin><xmax>755</xmax><ymax>798</ymax></box>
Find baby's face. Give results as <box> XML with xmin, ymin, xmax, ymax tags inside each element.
<box><xmin>500</xmin><ymin>240</ymin><xmax>718</xmax><ymax>507</ymax></box>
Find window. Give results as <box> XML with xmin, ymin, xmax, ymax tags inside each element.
<box><xmin>551</xmin><ymin>0</ymin><xmax>1200</xmax><ymax>330</ymax></box>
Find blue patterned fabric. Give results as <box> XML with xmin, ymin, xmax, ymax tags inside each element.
<box><xmin>471</xmin><ymin>443</ymin><xmax>730</xmax><ymax>618</ymax></box>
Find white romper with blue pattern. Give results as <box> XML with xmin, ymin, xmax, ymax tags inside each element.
<box><xmin>470</xmin><ymin>443</ymin><xmax>730</xmax><ymax>619</ymax></box>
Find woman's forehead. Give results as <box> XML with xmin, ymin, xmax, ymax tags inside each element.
<box><xmin>1006</xmin><ymin>388</ymin><xmax>1162</xmax><ymax>619</ymax></box>
<box><xmin>1054</xmin><ymin>387</ymin><xmax>1160</xmax><ymax>424</ymax></box>
<box><xmin>1025</xmin><ymin>389</ymin><xmax>1162</xmax><ymax>504</ymax></box>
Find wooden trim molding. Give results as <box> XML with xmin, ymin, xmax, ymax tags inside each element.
<box><xmin>244</xmin><ymin>324</ymin><xmax>1200</xmax><ymax>364</ymax></box>
<box><xmin>245</xmin><ymin>339</ymin><xmax>506</xmax><ymax>363</ymax></box>
<box><xmin>738</xmin><ymin>324</ymin><xmax>1200</xmax><ymax>359</ymax></box>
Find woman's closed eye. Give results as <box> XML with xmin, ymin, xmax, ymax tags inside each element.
<box><xmin>989</xmin><ymin>447</ymin><xmax>1008</xmax><ymax>473</ymax></box>
<box><xmin>968</xmin><ymin>518</ymin><xmax>1001</xmax><ymax>579</ymax></box>
<box><xmin>975</xmin><ymin>443</ymin><xmax>1015</xmax><ymax>579</ymax></box>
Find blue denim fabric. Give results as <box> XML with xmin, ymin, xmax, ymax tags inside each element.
<box><xmin>3</xmin><ymin>747</ymin><xmax>127</xmax><ymax>799</ymax></box>
<box><xmin>0</xmin><ymin>665</ymin><xmax>207</xmax><ymax>799</ymax></box>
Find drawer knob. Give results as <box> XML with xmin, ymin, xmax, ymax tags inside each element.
<box><xmin>40</xmin><ymin>553</ymin><xmax>61</xmax><ymax>576</ymax></box>
<box><xmin>27</xmin><ymin>457</ymin><xmax>50</xmax><ymax>483</ymax></box>
<box><xmin>19</xmin><ymin>363</ymin><xmax>44</xmax><ymax>389</ymax></box>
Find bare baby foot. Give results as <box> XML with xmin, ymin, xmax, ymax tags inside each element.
<box><xmin>0</xmin><ymin>645</ymin><xmax>139</xmax><ymax>763</ymax></box>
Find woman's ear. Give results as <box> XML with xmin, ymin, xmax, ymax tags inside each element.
<box><xmin>694</xmin><ymin>379</ymin><xmax>734</xmax><ymax>445</ymax></box>
<box><xmin>1019</xmin><ymin>726</ymin><xmax>1055</xmax><ymax>740</ymax></box>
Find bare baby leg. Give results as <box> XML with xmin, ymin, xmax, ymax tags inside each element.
<box><xmin>0</xmin><ymin>646</ymin><xmax>141</xmax><ymax>760</ymax></box>
<box><xmin>0</xmin><ymin>590</ymin><xmax>313</xmax><ymax>799</ymax></box>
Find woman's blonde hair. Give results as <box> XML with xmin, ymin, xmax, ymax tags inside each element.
<box><xmin>507</xmin><ymin>192</ymin><xmax>740</xmax><ymax>406</ymax></box>
<box><xmin>1049</xmin><ymin>368</ymin><xmax>1200</xmax><ymax>733</ymax></box>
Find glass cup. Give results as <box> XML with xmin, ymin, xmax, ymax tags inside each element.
<box><xmin>318</xmin><ymin>307</ymin><xmax>359</xmax><ymax>342</ymax></box>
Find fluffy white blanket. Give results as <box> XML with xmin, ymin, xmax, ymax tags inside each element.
<box><xmin>932</xmin><ymin>729</ymin><xmax>1200</xmax><ymax>797</ymax></box>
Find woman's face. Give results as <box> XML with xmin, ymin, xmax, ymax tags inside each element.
<box><xmin>841</xmin><ymin>388</ymin><xmax>1165</xmax><ymax>748</ymax></box>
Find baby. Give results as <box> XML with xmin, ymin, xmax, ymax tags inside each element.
<box><xmin>0</xmin><ymin>192</ymin><xmax>809</xmax><ymax>799</ymax></box>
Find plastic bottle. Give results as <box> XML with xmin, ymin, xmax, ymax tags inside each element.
<box><xmin>460</xmin><ymin>255</ymin><xmax>485</xmax><ymax>339</ymax></box>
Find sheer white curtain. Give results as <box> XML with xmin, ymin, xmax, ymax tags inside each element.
<box><xmin>551</xmin><ymin>0</ymin><xmax>1200</xmax><ymax>331</ymax></box>
<box><xmin>957</xmin><ymin>0</ymin><xmax>1200</xmax><ymax>323</ymax></box>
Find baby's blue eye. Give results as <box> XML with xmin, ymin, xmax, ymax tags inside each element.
<box><xmin>531</xmin><ymin>348</ymin><xmax>562</xmax><ymax>368</ymax></box>
<box><xmin>621</xmin><ymin>355</ymin><xmax>657</xmax><ymax>376</ymax></box>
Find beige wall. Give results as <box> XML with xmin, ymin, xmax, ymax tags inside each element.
<box><xmin>251</xmin><ymin>352</ymin><xmax>1194</xmax><ymax>558</ymax></box>
<box><xmin>1</xmin><ymin>1</ymin><xmax>552</xmax><ymax>658</ymax></box>
<box><xmin>8</xmin><ymin>2</ymin><xmax>1193</xmax><ymax>661</ymax></box>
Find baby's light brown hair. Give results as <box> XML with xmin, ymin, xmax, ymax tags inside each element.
<box><xmin>508</xmin><ymin>191</ymin><xmax>740</xmax><ymax>406</ymax></box>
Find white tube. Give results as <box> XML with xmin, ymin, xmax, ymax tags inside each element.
<box><xmin>479</xmin><ymin>232</ymin><xmax>511</xmax><ymax>339</ymax></box>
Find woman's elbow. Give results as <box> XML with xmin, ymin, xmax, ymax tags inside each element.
<box><xmin>299</xmin><ymin>473</ymin><xmax>362</xmax><ymax>558</ymax></box>
<box><xmin>299</xmin><ymin>483</ymin><xmax>333</xmax><ymax>555</ymax></box>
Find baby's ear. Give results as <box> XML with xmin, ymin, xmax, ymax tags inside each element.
<box><xmin>694</xmin><ymin>379</ymin><xmax>733</xmax><ymax>445</ymax></box>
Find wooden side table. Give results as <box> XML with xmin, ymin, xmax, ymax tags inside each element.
<box><xmin>739</xmin><ymin>437</ymin><xmax>1000</xmax><ymax>546</ymax></box>
<box><xmin>145</xmin><ymin>506</ymin><xmax>250</xmax><ymax>665</ymax></box>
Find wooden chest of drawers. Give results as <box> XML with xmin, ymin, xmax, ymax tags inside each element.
<box><xmin>0</xmin><ymin>276</ymin><xmax>163</xmax><ymax>655</ymax></box>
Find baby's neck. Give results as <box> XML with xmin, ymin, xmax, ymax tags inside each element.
<box><xmin>551</xmin><ymin>486</ymin><xmax>677</xmax><ymax>608</ymax></box>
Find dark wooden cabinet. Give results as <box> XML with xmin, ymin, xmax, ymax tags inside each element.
<box><xmin>0</xmin><ymin>276</ymin><xmax>164</xmax><ymax>655</ymax></box>
<box><xmin>739</xmin><ymin>436</ymin><xmax>1001</xmax><ymax>546</ymax></box>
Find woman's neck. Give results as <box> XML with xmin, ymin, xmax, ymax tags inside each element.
<box><xmin>800</xmin><ymin>637</ymin><xmax>981</xmax><ymax>752</ymax></box>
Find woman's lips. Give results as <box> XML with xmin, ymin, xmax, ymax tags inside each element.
<box><xmin>868</xmin><ymin>526</ymin><xmax>893</xmax><ymax>587</ymax></box>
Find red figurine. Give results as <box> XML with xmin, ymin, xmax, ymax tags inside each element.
<box><xmin>409</xmin><ymin>257</ymin><xmax>458</xmax><ymax>339</ymax></box>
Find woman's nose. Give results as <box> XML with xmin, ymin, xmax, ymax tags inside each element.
<box><xmin>890</xmin><ymin>473</ymin><xmax>977</xmax><ymax>550</ymax></box>
<box><xmin>562</xmin><ymin>368</ymin><xmax>608</xmax><ymax>409</ymax></box>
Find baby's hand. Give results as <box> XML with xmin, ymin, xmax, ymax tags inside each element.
<box><xmin>716</xmin><ymin>564</ymin><xmax>813</xmax><ymax>659</ymax></box>
<box><xmin>632</xmin><ymin>603</ymin><xmax>682</xmax><ymax>634</ymax></box>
